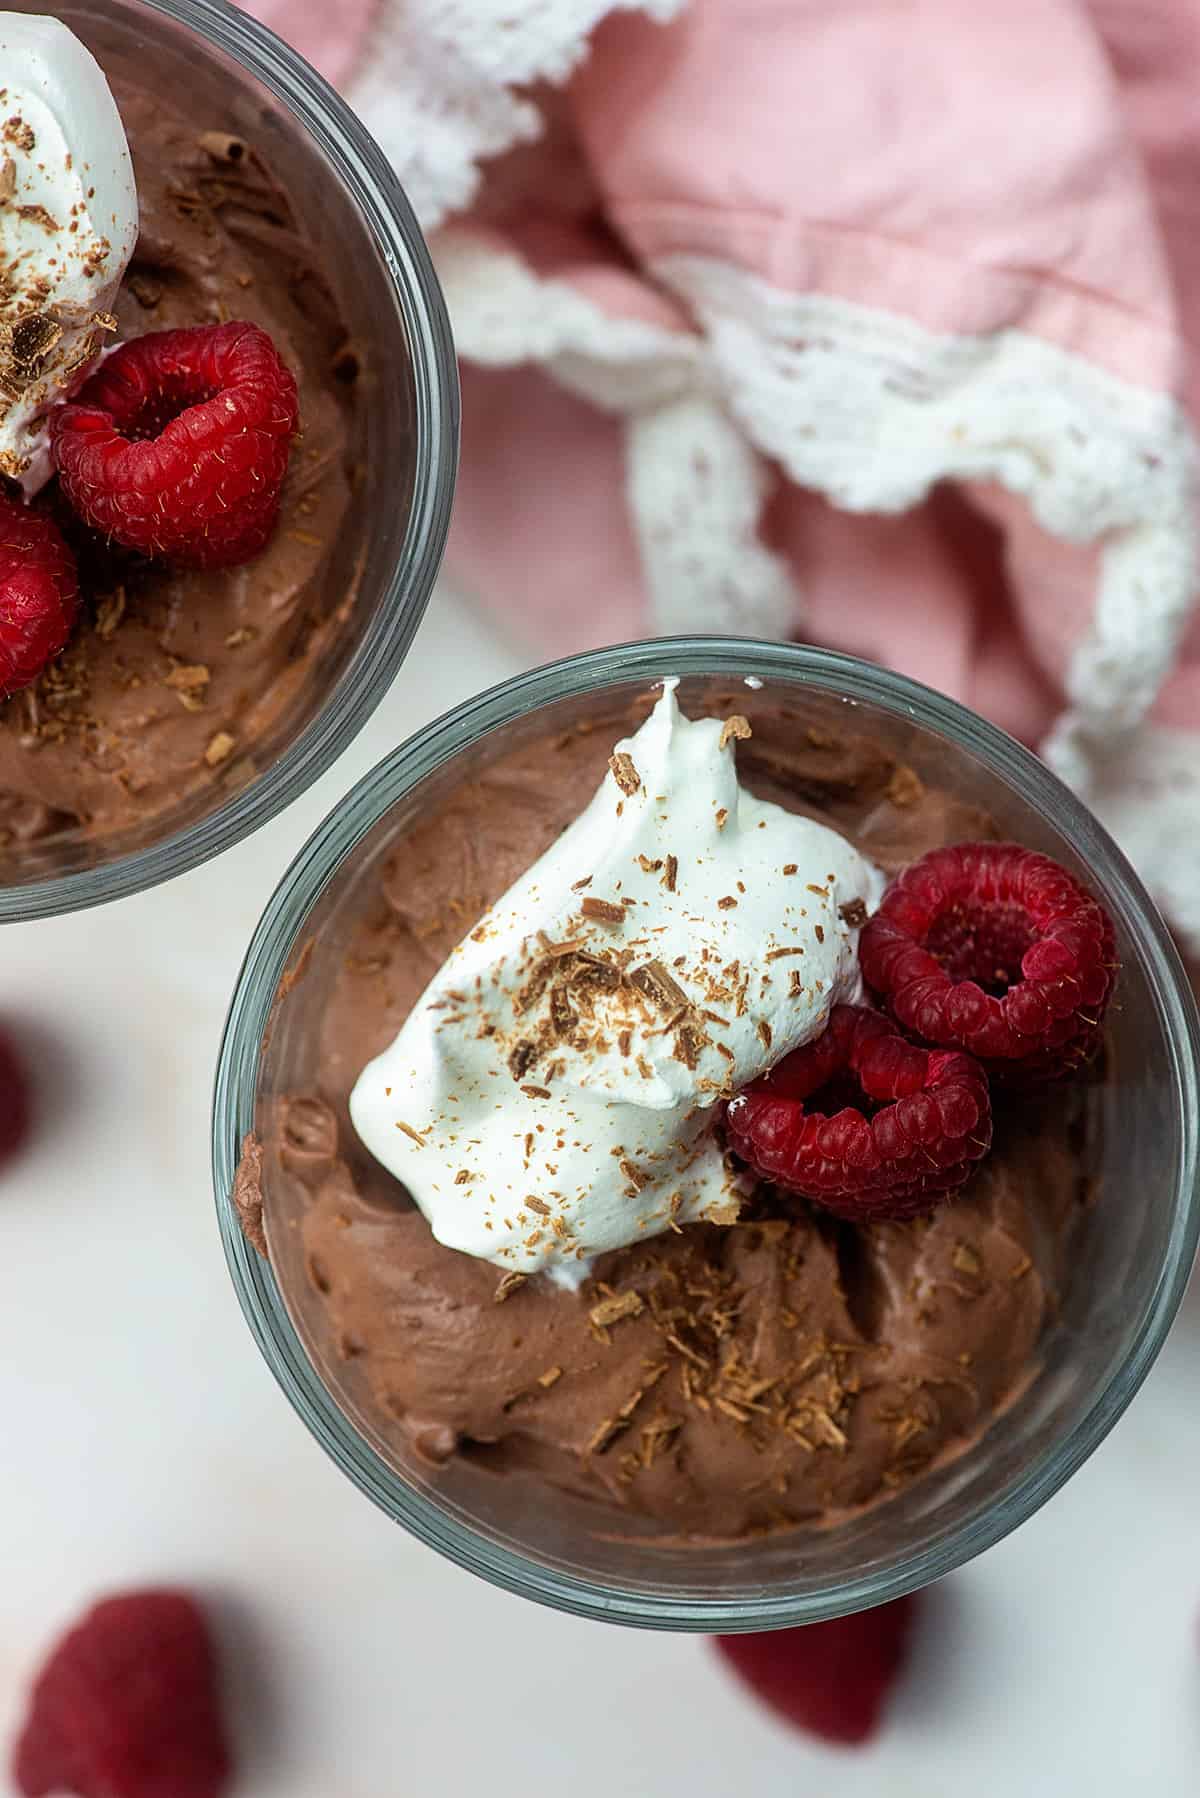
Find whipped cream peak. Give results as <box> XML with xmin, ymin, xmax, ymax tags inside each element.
<box><xmin>0</xmin><ymin>13</ymin><xmax>138</xmax><ymax>493</ymax></box>
<box><xmin>351</xmin><ymin>682</ymin><xmax>886</xmax><ymax>1283</ymax></box>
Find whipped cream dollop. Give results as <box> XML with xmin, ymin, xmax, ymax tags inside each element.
<box><xmin>0</xmin><ymin>14</ymin><xmax>138</xmax><ymax>492</ymax></box>
<box><xmin>350</xmin><ymin>682</ymin><xmax>886</xmax><ymax>1284</ymax></box>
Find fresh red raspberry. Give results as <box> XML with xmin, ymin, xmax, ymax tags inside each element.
<box><xmin>0</xmin><ymin>1025</ymin><xmax>32</xmax><ymax>1168</ymax></box>
<box><xmin>51</xmin><ymin>321</ymin><xmax>299</xmax><ymax>569</ymax></box>
<box><xmin>0</xmin><ymin>492</ymin><xmax>80</xmax><ymax>699</ymax></box>
<box><xmin>859</xmin><ymin>842</ymin><xmax>1117</xmax><ymax>1081</ymax></box>
<box><xmin>13</xmin><ymin>1591</ymin><xmax>232</xmax><ymax>1798</ymax></box>
<box><xmin>725</xmin><ymin>1004</ymin><xmax>991</xmax><ymax>1221</ymax></box>
<box><xmin>715</xmin><ymin>1594</ymin><xmax>920</xmax><ymax>1746</ymax></box>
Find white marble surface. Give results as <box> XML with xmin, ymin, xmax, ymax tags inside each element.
<box><xmin>2</xmin><ymin>585</ymin><xmax>1198</xmax><ymax>1796</ymax></box>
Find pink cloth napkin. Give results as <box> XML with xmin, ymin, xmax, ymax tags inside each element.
<box><xmin>241</xmin><ymin>0</ymin><xmax>1200</xmax><ymax>953</ymax></box>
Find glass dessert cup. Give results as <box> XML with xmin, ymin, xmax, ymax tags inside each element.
<box><xmin>0</xmin><ymin>0</ymin><xmax>457</xmax><ymax>922</ymax></box>
<box><xmin>213</xmin><ymin>638</ymin><xmax>1200</xmax><ymax>1630</ymax></box>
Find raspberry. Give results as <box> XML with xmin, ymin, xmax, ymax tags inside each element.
<box><xmin>715</xmin><ymin>1594</ymin><xmax>919</xmax><ymax>1745</ymax></box>
<box><xmin>52</xmin><ymin>321</ymin><xmax>299</xmax><ymax>569</ymax></box>
<box><xmin>0</xmin><ymin>492</ymin><xmax>80</xmax><ymax>699</ymax></box>
<box><xmin>0</xmin><ymin>1025</ymin><xmax>32</xmax><ymax>1168</ymax></box>
<box><xmin>859</xmin><ymin>842</ymin><xmax>1117</xmax><ymax>1080</ymax></box>
<box><xmin>725</xmin><ymin>1004</ymin><xmax>991</xmax><ymax>1221</ymax></box>
<box><xmin>13</xmin><ymin>1591</ymin><xmax>232</xmax><ymax>1798</ymax></box>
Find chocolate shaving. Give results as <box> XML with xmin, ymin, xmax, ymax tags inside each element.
<box><xmin>718</xmin><ymin>714</ymin><xmax>752</xmax><ymax>749</ymax></box>
<box><xmin>165</xmin><ymin>662</ymin><xmax>211</xmax><ymax>692</ymax></box>
<box><xmin>395</xmin><ymin>1121</ymin><xmax>426</xmax><ymax>1147</ymax></box>
<box><xmin>549</xmin><ymin>987</ymin><xmax>577</xmax><ymax>1036</ymax></box>
<box><xmin>199</xmin><ymin>130</ymin><xmax>247</xmax><ymax>163</ymax></box>
<box><xmin>609</xmin><ymin>751</ymin><xmax>641</xmax><ymax>795</ymax></box>
<box><xmin>838</xmin><ymin>897</ymin><xmax>869</xmax><ymax>929</ymax></box>
<box><xmin>661</xmin><ymin>855</ymin><xmax>678</xmax><ymax>893</ymax></box>
<box><xmin>538</xmin><ymin>932</ymin><xmax>585</xmax><ymax>958</ymax></box>
<box><xmin>673</xmin><ymin>1021</ymin><xmax>709</xmax><ymax>1070</ymax></box>
<box><xmin>507</xmin><ymin>1039</ymin><xmax>540</xmax><ymax>1081</ymax></box>
<box><xmin>204</xmin><ymin>731</ymin><xmax>236</xmax><ymax>767</ymax></box>
<box><xmin>9</xmin><ymin>314</ymin><xmax>62</xmax><ymax>368</ymax></box>
<box><xmin>590</xmin><ymin>1290</ymin><xmax>645</xmax><ymax>1328</ymax></box>
<box><xmin>16</xmin><ymin>203</ymin><xmax>57</xmax><ymax>232</ymax></box>
<box><xmin>520</xmin><ymin>1084</ymin><xmax>552</xmax><ymax>1099</ymax></box>
<box><xmin>580</xmin><ymin>896</ymin><xmax>625</xmax><ymax>924</ymax></box>
<box><xmin>493</xmin><ymin>1271</ymin><xmax>527</xmax><ymax>1304</ymax></box>
<box><xmin>887</xmin><ymin>765</ymin><xmax>924</xmax><ymax>808</ymax></box>
<box><xmin>586</xmin><ymin>1416</ymin><xmax>630</xmax><ymax>1456</ymax></box>
<box><xmin>640</xmin><ymin>1415</ymin><xmax>682</xmax><ymax>1467</ymax></box>
<box><xmin>619</xmin><ymin>1158</ymin><xmax>649</xmax><ymax>1192</ymax></box>
<box><xmin>628</xmin><ymin>959</ymin><xmax>689</xmax><ymax>1015</ymax></box>
<box><xmin>526</xmin><ymin>1197</ymin><xmax>551</xmax><ymax>1217</ymax></box>
<box><xmin>93</xmin><ymin>587</ymin><xmax>126</xmax><ymax>641</ymax></box>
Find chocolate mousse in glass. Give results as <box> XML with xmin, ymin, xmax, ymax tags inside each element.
<box><xmin>0</xmin><ymin>0</ymin><xmax>456</xmax><ymax>921</ymax></box>
<box><xmin>214</xmin><ymin>639</ymin><xmax>1200</xmax><ymax>1629</ymax></box>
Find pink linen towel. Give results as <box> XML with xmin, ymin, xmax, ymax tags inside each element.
<box><xmin>243</xmin><ymin>0</ymin><xmax>1200</xmax><ymax>955</ymax></box>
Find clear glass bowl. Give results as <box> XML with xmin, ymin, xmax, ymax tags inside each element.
<box><xmin>0</xmin><ymin>0</ymin><xmax>457</xmax><ymax>921</ymax></box>
<box><xmin>213</xmin><ymin>639</ymin><xmax>1200</xmax><ymax>1630</ymax></box>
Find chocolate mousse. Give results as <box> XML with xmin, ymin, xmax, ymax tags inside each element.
<box><xmin>236</xmin><ymin>692</ymin><xmax>1098</xmax><ymax>1539</ymax></box>
<box><xmin>0</xmin><ymin>78</ymin><xmax>357</xmax><ymax>851</ymax></box>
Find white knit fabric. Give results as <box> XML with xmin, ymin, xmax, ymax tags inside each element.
<box><xmin>438</xmin><ymin>229</ymin><xmax>802</xmax><ymax>641</ymax></box>
<box><xmin>347</xmin><ymin>2</ymin><xmax>1200</xmax><ymax>952</ymax></box>
<box><xmin>657</xmin><ymin>257</ymin><xmax>1199</xmax><ymax>747</ymax></box>
<box><xmin>351</xmin><ymin>0</ymin><xmax>685</xmax><ymax>231</ymax></box>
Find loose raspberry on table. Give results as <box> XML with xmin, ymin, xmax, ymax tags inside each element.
<box><xmin>0</xmin><ymin>492</ymin><xmax>80</xmax><ymax>699</ymax></box>
<box><xmin>52</xmin><ymin>321</ymin><xmax>299</xmax><ymax>569</ymax></box>
<box><xmin>715</xmin><ymin>1593</ymin><xmax>920</xmax><ymax>1746</ymax></box>
<box><xmin>0</xmin><ymin>1025</ymin><xmax>31</xmax><ymax>1168</ymax></box>
<box><xmin>859</xmin><ymin>842</ymin><xmax>1117</xmax><ymax>1082</ymax></box>
<box><xmin>13</xmin><ymin>1590</ymin><xmax>232</xmax><ymax>1798</ymax></box>
<box><xmin>725</xmin><ymin>1004</ymin><xmax>991</xmax><ymax>1222</ymax></box>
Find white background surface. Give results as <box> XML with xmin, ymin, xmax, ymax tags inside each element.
<box><xmin>2</xmin><ymin>584</ymin><xmax>1198</xmax><ymax>1797</ymax></box>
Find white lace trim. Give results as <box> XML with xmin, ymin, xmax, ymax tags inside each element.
<box><xmin>436</xmin><ymin>228</ymin><xmax>802</xmax><ymax>640</ymax></box>
<box><xmin>435</xmin><ymin>227</ymin><xmax>699</xmax><ymax>409</ymax></box>
<box><xmin>625</xmin><ymin>400</ymin><xmax>798</xmax><ymax>639</ymax></box>
<box><xmin>348</xmin><ymin>0</ymin><xmax>685</xmax><ymax>231</ymax></box>
<box><xmin>648</xmin><ymin>256</ymin><xmax>1200</xmax><ymax>938</ymax></box>
<box><xmin>654</xmin><ymin>254</ymin><xmax>1200</xmax><ymax>737</ymax></box>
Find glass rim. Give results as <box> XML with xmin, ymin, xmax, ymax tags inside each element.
<box><xmin>212</xmin><ymin>635</ymin><xmax>1200</xmax><ymax>1630</ymax></box>
<box><xmin>0</xmin><ymin>0</ymin><xmax>459</xmax><ymax>923</ymax></box>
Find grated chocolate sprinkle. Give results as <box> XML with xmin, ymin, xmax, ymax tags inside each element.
<box><xmin>609</xmin><ymin>751</ymin><xmax>641</xmax><ymax>795</ymax></box>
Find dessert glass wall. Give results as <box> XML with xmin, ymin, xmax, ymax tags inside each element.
<box><xmin>214</xmin><ymin>639</ymin><xmax>1200</xmax><ymax>1629</ymax></box>
<box><xmin>0</xmin><ymin>0</ymin><xmax>457</xmax><ymax>920</ymax></box>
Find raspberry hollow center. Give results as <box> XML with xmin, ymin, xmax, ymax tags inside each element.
<box><xmin>121</xmin><ymin>376</ymin><xmax>219</xmax><ymax>441</ymax></box>
<box><xmin>924</xmin><ymin>902</ymin><xmax>1037</xmax><ymax>996</ymax></box>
